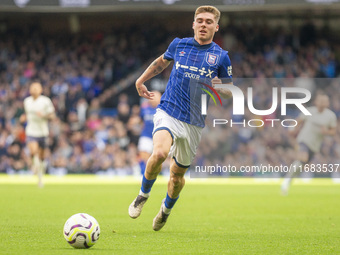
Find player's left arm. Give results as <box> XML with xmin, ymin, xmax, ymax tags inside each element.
<box><xmin>321</xmin><ymin>112</ymin><xmax>337</xmax><ymax>136</ymax></box>
<box><xmin>212</xmin><ymin>77</ymin><xmax>233</xmax><ymax>99</ymax></box>
<box><xmin>289</xmin><ymin>116</ymin><xmax>305</xmax><ymax>137</ymax></box>
<box><xmin>321</xmin><ymin>126</ymin><xmax>337</xmax><ymax>136</ymax></box>
<box><xmin>37</xmin><ymin>111</ymin><xmax>55</xmax><ymax>120</ymax></box>
<box><xmin>37</xmin><ymin>99</ymin><xmax>56</xmax><ymax>120</ymax></box>
<box><xmin>213</xmin><ymin>52</ymin><xmax>234</xmax><ymax>99</ymax></box>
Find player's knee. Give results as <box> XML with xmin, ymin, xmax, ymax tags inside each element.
<box><xmin>152</xmin><ymin>150</ymin><xmax>168</xmax><ymax>163</ymax></box>
<box><xmin>298</xmin><ymin>153</ymin><xmax>309</xmax><ymax>163</ymax></box>
<box><xmin>170</xmin><ymin>175</ymin><xmax>184</xmax><ymax>188</ymax></box>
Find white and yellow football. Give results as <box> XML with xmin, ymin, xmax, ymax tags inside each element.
<box><xmin>63</xmin><ymin>213</ymin><xmax>100</xmax><ymax>249</ymax></box>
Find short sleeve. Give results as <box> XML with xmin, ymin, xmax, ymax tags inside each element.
<box><xmin>329</xmin><ymin>112</ymin><xmax>337</xmax><ymax>128</ymax></box>
<box><xmin>46</xmin><ymin>98</ymin><xmax>55</xmax><ymax>114</ymax></box>
<box><xmin>163</xmin><ymin>38</ymin><xmax>180</xmax><ymax>61</ymax></box>
<box><xmin>23</xmin><ymin>98</ymin><xmax>28</xmax><ymax>112</ymax></box>
<box><xmin>218</xmin><ymin>52</ymin><xmax>232</xmax><ymax>83</ymax></box>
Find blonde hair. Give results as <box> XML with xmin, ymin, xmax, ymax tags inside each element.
<box><xmin>194</xmin><ymin>5</ymin><xmax>220</xmax><ymax>23</ymax></box>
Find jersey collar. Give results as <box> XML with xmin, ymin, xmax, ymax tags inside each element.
<box><xmin>193</xmin><ymin>38</ymin><xmax>213</xmax><ymax>50</ymax></box>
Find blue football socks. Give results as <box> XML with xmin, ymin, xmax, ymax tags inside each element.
<box><xmin>140</xmin><ymin>175</ymin><xmax>156</xmax><ymax>197</ymax></box>
<box><xmin>164</xmin><ymin>193</ymin><xmax>179</xmax><ymax>212</ymax></box>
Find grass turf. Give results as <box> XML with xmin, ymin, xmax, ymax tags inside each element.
<box><xmin>0</xmin><ymin>176</ymin><xmax>339</xmax><ymax>255</ymax></box>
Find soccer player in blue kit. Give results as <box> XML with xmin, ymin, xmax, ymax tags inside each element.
<box><xmin>129</xmin><ymin>5</ymin><xmax>233</xmax><ymax>231</ymax></box>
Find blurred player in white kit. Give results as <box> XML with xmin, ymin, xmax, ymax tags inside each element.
<box><xmin>281</xmin><ymin>93</ymin><xmax>337</xmax><ymax>195</ymax></box>
<box><xmin>20</xmin><ymin>82</ymin><xmax>55</xmax><ymax>187</ymax></box>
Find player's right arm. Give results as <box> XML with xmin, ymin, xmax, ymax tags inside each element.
<box><xmin>19</xmin><ymin>114</ymin><xmax>27</xmax><ymax>124</ymax></box>
<box><xmin>289</xmin><ymin>116</ymin><xmax>305</xmax><ymax>137</ymax></box>
<box><xmin>136</xmin><ymin>55</ymin><xmax>171</xmax><ymax>99</ymax></box>
<box><xmin>20</xmin><ymin>98</ymin><xmax>28</xmax><ymax>123</ymax></box>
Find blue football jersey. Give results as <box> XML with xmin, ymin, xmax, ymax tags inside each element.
<box><xmin>159</xmin><ymin>37</ymin><xmax>232</xmax><ymax>128</ymax></box>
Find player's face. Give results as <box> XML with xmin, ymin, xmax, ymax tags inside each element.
<box><xmin>193</xmin><ymin>12</ymin><xmax>219</xmax><ymax>45</ymax></box>
<box><xmin>29</xmin><ymin>83</ymin><xmax>43</xmax><ymax>98</ymax></box>
<box><xmin>315</xmin><ymin>95</ymin><xmax>329</xmax><ymax>111</ymax></box>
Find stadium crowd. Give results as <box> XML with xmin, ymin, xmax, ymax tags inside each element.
<box><xmin>0</xmin><ymin>19</ymin><xmax>339</xmax><ymax>176</ymax></box>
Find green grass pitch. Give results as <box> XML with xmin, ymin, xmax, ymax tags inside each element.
<box><xmin>0</xmin><ymin>175</ymin><xmax>339</xmax><ymax>255</ymax></box>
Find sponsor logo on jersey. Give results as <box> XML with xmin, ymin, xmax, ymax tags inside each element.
<box><xmin>175</xmin><ymin>61</ymin><xmax>214</xmax><ymax>79</ymax></box>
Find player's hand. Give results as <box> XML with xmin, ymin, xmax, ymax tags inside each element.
<box><xmin>288</xmin><ymin>127</ymin><xmax>298</xmax><ymax>137</ymax></box>
<box><xmin>136</xmin><ymin>83</ymin><xmax>154</xmax><ymax>100</ymax></box>
<box><xmin>211</xmin><ymin>76</ymin><xmax>222</xmax><ymax>87</ymax></box>
<box><xmin>212</xmin><ymin>76</ymin><xmax>232</xmax><ymax>99</ymax></box>
<box><xmin>36</xmin><ymin>111</ymin><xmax>45</xmax><ymax>118</ymax></box>
<box><xmin>19</xmin><ymin>114</ymin><xmax>26</xmax><ymax>123</ymax></box>
<box><xmin>321</xmin><ymin>126</ymin><xmax>329</xmax><ymax>135</ymax></box>
<box><xmin>36</xmin><ymin>111</ymin><xmax>43</xmax><ymax>117</ymax></box>
<box><xmin>36</xmin><ymin>111</ymin><xmax>52</xmax><ymax>120</ymax></box>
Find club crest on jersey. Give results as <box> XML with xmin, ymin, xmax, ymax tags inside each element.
<box><xmin>206</xmin><ymin>53</ymin><xmax>219</xmax><ymax>66</ymax></box>
<box><xmin>179</xmin><ymin>51</ymin><xmax>186</xmax><ymax>56</ymax></box>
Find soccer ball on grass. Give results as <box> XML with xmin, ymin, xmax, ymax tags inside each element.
<box><xmin>63</xmin><ymin>213</ymin><xmax>100</xmax><ymax>249</ymax></box>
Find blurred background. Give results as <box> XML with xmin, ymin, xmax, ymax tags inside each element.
<box><xmin>1</xmin><ymin>0</ymin><xmax>340</xmax><ymax>177</ymax></box>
